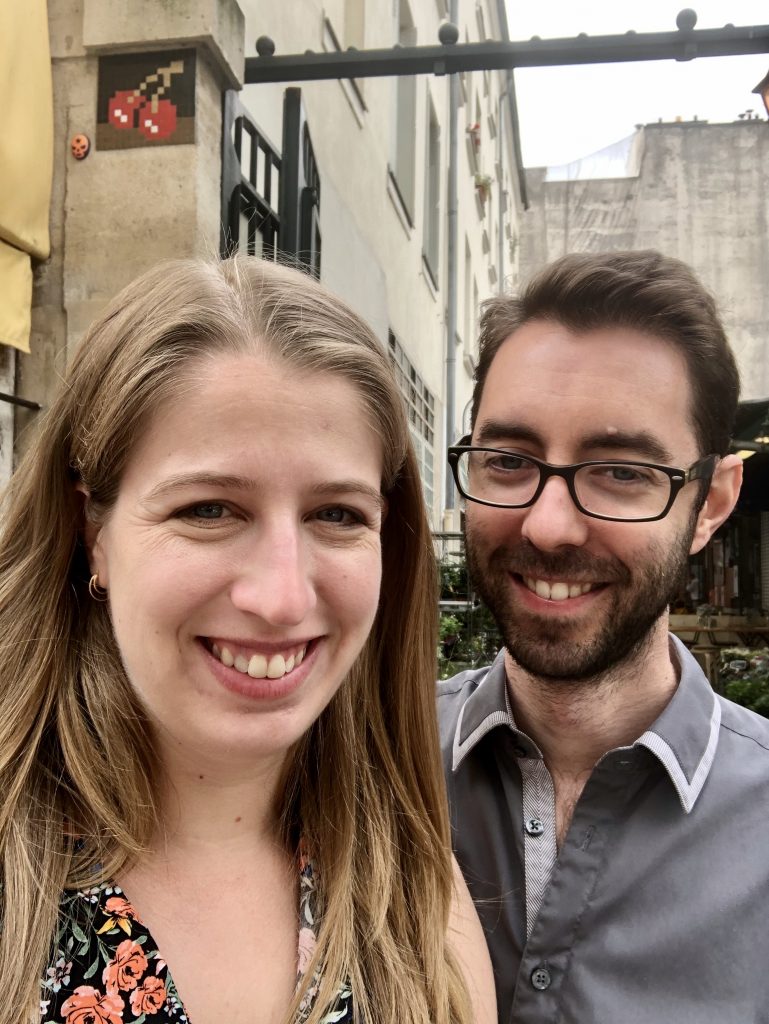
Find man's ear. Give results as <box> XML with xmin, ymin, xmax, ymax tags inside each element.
<box><xmin>689</xmin><ymin>454</ymin><xmax>743</xmax><ymax>555</ymax></box>
<box><xmin>74</xmin><ymin>482</ymin><xmax>108</xmax><ymax>584</ymax></box>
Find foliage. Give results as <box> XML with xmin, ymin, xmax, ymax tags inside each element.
<box><xmin>720</xmin><ymin>647</ymin><xmax>769</xmax><ymax>718</ymax></box>
<box><xmin>437</xmin><ymin>558</ymin><xmax>502</xmax><ymax>680</ymax></box>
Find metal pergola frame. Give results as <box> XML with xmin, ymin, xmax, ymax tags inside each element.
<box><xmin>244</xmin><ymin>21</ymin><xmax>769</xmax><ymax>84</ymax></box>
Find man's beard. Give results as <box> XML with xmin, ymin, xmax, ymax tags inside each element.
<box><xmin>465</xmin><ymin>524</ymin><xmax>695</xmax><ymax>683</ymax></box>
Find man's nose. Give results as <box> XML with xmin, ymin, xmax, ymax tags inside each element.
<box><xmin>519</xmin><ymin>476</ymin><xmax>590</xmax><ymax>551</ymax></box>
<box><xmin>229</xmin><ymin>525</ymin><xmax>317</xmax><ymax>626</ymax></box>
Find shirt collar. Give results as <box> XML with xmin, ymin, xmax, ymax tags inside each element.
<box><xmin>634</xmin><ymin>634</ymin><xmax>720</xmax><ymax>813</ymax></box>
<box><xmin>452</xmin><ymin>634</ymin><xmax>720</xmax><ymax>813</ymax></box>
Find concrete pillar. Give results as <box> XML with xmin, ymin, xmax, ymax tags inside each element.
<box><xmin>16</xmin><ymin>0</ymin><xmax>244</xmax><ymax>458</ymax></box>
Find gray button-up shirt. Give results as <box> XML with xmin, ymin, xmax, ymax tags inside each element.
<box><xmin>438</xmin><ymin>636</ymin><xmax>769</xmax><ymax>1024</ymax></box>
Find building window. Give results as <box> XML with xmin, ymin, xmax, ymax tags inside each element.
<box><xmin>388</xmin><ymin>330</ymin><xmax>435</xmax><ymax>509</ymax></box>
<box><xmin>475</xmin><ymin>2</ymin><xmax>487</xmax><ymax>41</ymax></box>
<box><xmin>422</xmin><ymin>92</ymin><xmax>441</xmax><ymax>287</ymax></box>
<box><xmin>463</xmin><ymin>237</ymin><xmax>472</xmax><ymax>350</ymax></box>
<box><xmin>344</xmin><ymin>0</ymin><xmax>365</xmax><ymax>51</ymax></box>
<box><xmin>390</xmin><ymin>0</ymin><xmax>417</xmax><ymax>224</ymax></box>
<box><xmin>323</xmin><ymin>14</ymin><xmax>367</xmax><ymax>123</ymax></box>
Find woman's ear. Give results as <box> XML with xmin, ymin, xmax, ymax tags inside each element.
<box><xmin>689</xmin><ymin>454</ymin><xmax>743</xmax><ymax>555</ymax></box>
<box><xmin>74</xmin><ymin>482</ymin><xmax>108</xmax><ymax>584</ymax></box>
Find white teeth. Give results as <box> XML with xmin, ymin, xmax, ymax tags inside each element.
<box><xmin>267</xmin><ymin>654</ymin><xmax>286</xmax><ymax>678</ymax></box>
<box><xmin>212</xmin><ymin>644</ymin><xmax>308</xmax><ymax>678</ymax></box>
<box><xmin>525</xmin><ymin>579</ymin><xmax>595</xmax><ymax>601</ymax></box>
<box><xmin>248</xmin><ymin>654</ymin><xmax>267</xmax><ymax>678</ymax></box>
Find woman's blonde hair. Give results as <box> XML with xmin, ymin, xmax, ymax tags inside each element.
<box><xmin>0</xmin><ymin>258</ymin><xmax>470</xmax><ymax>1024</ymax></box>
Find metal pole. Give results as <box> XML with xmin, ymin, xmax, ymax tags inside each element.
<box><xmin>497</xmin><ymin>90</ymin><xmax>505</xmax><ymax>294</ymax></box>
<box><xmin>246</xmin><ymin>23</ymin><xmax>769</xmax><ymax>83</ymax></box>
<box><xmin>445</xmin><ymin>1</ymin><xmax>459</xmax><ymax>512</ymax></box>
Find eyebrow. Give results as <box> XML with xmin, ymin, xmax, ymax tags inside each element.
<box><xmin>474</xmin><ymin>420</ymin><xmax>674</xmax><ymax>464</ymax></box>
<box><xmin>144</xmin><ymin>472</ymin><xmax>386</xmax><ymax>508</ymax></box>
<box><xmin>475</xmin><ymin>420</ymin><xmax>542</xmax><ymax>448</ymax></box>
<box><xmin>579</xmin><ymin>431</ymin><xmax>673</xmax><ymax>464</ymax></box>
<box><xmin>308</xmin><ymin>480</ymin><xmax>386</xmax><ymax>510</ymax></box>
<box><xmin>144</xmin><ymin>473</ymin><xmax>258</xmax><ymax>501</ymax></box>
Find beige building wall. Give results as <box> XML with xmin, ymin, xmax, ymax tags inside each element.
<box><xmin>10</xmin><ymin>0</ymin><xmax>523</xmax><ymax>524</ymax></box>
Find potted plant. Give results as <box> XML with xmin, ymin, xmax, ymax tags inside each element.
<box><xmin>474</xmin><ymin>172</ymin><xmax>492</xmax><ymax>203</ymax></box>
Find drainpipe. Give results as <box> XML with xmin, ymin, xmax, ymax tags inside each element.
<box><xmin>444</xmin><ymin>0</ymin><xmax>459</xmax><ymax>512</ymax></box>
<box><xmin>498</xmin><ymin>89</ymin><xmax>505</xmax><ymax>293</ymax></box>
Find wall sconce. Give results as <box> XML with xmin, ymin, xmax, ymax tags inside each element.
<box><xmin>752</xmin><ymin>70</ymin><xmax>769</xmax><ymax>118</ymax></box>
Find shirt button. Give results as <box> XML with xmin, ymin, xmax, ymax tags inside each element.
<box><xmin>525</xmin><ymin>817</ymin><xmax>545</xmax><ymax>836</ymax></box>
<box><xmin>531</xmin><ymin>965</ymin><xmax>552</xmax><ymax>991</ymax></box>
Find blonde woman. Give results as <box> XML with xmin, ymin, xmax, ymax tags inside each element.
<box><xmin>0</xmin><ymin>258</ymin><xmax>495</xmax><ymax>1024</ymax></box>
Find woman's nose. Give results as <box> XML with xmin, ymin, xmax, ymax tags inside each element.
<box><xmin>229</xmin><ymin>527</ymin><xmax>317</xmax><ymax>626</ymax></box>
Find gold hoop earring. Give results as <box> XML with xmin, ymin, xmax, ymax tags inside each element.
<box><xmin>88</xmin><ymin>574</ymin><xmax>109</xmax><ymax>602</ymax></box>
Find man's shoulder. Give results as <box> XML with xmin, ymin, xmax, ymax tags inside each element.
<box><xmin>436</xmin><ymin>663</ymin><xmax>494</xmax><ymax>743</ymax></box>
<box><xmin>436</xmin><ymin>662</ymin><xmax>494</xmax><ymax>708</ymax></box>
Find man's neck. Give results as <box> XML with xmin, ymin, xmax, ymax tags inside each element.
<box><xmin>505</xmin><ymin>616</ymin><xmax>679</xmax><ymax>782</ymax></box>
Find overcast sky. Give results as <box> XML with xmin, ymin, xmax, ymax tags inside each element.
<box><xmin>505</xmin><ymin>1</ymin><xmax>769</xmax><ymax>167</ymax></box>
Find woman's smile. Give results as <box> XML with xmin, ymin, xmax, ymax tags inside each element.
<box><xmin>200</xmin><ymin>635</ymin><xmax>319</xmax><ymax>700</ymax></box>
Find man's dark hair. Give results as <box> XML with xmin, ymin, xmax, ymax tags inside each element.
<box><xmin>472</xmin><ymin>250</ymin><xmax>741</xmax><ymax>457</ymax></box>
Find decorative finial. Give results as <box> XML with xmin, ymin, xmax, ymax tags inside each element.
<box><xmin>256</xmin><ymin>36</ymin><xmax>276</xmax><ymax>57</ymax></box>
<box><xmin>438</xmin><ymin>22</ymin><xmax>459</xmax><ymax>45</ymax></box>
<box><xmin>676</xmin><ymin>9</ymin><xmax>697</xmax><ymax>31</ymax></box>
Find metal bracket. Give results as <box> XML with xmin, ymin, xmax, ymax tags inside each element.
<box><xmin>245</xmin><ymin>23</ymin><xmax>769</xmax><ymax>84</ymax></box>
<box><xmin>0</xmin><ymin>391</ymin><xmax>41</xmax><ymax>411</ymax></box>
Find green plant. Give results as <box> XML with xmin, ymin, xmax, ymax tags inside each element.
<box><xmin>720</xmin><ymin>647</ymin><xmax>769</xmax><ymax>718</ymax></box>
<box><xmin>437</xmin><ymin>559</ymin><xmax>502</xmax><ymax>679</ymax></box>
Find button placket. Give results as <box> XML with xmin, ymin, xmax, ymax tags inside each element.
<box><xmin>518</xmin><ymin>758</ymin><xmax>558</xmax><ymax>936</ymax></box>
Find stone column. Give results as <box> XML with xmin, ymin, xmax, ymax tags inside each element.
<box><xmin>16</xmin><ymin>0</ymin><xmax>244</xmax><ymax>458</ymax></box>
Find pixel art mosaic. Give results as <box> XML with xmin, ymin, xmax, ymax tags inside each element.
<box><xmin>96</xmin><ymin>50</ymin><xmax>196</xmax><ymax>151</ymax></box>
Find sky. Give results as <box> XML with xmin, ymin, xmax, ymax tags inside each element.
<box><xmin>505</xmin><ymin>1</ymin><xmax>769</xmax><ymax>167</ymax></box>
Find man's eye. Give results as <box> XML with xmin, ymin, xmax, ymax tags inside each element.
<box><xmin>482</xmin><ymin>454</ymin><xmax>529</xmax><ymax>472</ymax></box>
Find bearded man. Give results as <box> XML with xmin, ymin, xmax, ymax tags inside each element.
<box><xmin>438</xmin><ymin>250</ymin><xmax>769</xmax><ymax>1024</ymax></box>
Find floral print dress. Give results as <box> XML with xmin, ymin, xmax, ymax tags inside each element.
<box><xmin>39</xmin><ymin>855</ymin><xmax>352</xmax><ymax>1023</ymax></box>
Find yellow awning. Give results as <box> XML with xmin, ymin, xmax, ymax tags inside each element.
<box><xmin>0</xmin><ymin>242</ymin><xmax>33</xmax><ymax>354</ymax></box>
<box><xmin>0</xmin><ymin>0</ymin><xmax>53</xmax><ymax>352</ymax></box>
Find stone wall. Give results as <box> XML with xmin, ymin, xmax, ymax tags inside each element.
<box><xmin>11</xmin><ymin>0</ymin><xmax>244</xmax><ymax>468</ymax></box>
<box><xmin>520</xmin><ymin>121</ymin><xmax>769</xmax><ymax>400</ymax></box>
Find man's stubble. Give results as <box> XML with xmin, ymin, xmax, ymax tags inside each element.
<box><xmin>465</xmin><ymin>519</ymin><xmax>696</xmax><ymax>684</ymax></box>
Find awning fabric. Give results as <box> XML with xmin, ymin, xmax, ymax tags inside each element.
<box><xmin>0</xmin><ymin>0</ymin><xmax>53</xmax><ymax>352</ymax></box>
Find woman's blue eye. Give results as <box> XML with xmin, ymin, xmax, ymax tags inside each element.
<box><xmin>316</xmin><ymin>507</ymin><xmax>359</xmax><ymax>525</ymax></box>
<box><xmin>186</xmin><ymin>503</ymin><xmax>227</xmax><ymax>519</ymax></box>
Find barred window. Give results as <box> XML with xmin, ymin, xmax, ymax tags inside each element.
<box><xmin>388</xmin><ymin>331</ymin><xmax>435</xmax><ymax>509</ymax></box>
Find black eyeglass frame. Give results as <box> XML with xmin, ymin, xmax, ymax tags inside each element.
<box><xmin>447</xmin><ymin>435</ymin><xmax>718</xmax><ymax>523</ymax></box>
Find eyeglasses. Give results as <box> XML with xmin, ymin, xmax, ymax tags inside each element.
<box><xmin>447</xmin><ymin>436</ymin><xmax>717</xmax><ymax>523</ymax></box>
